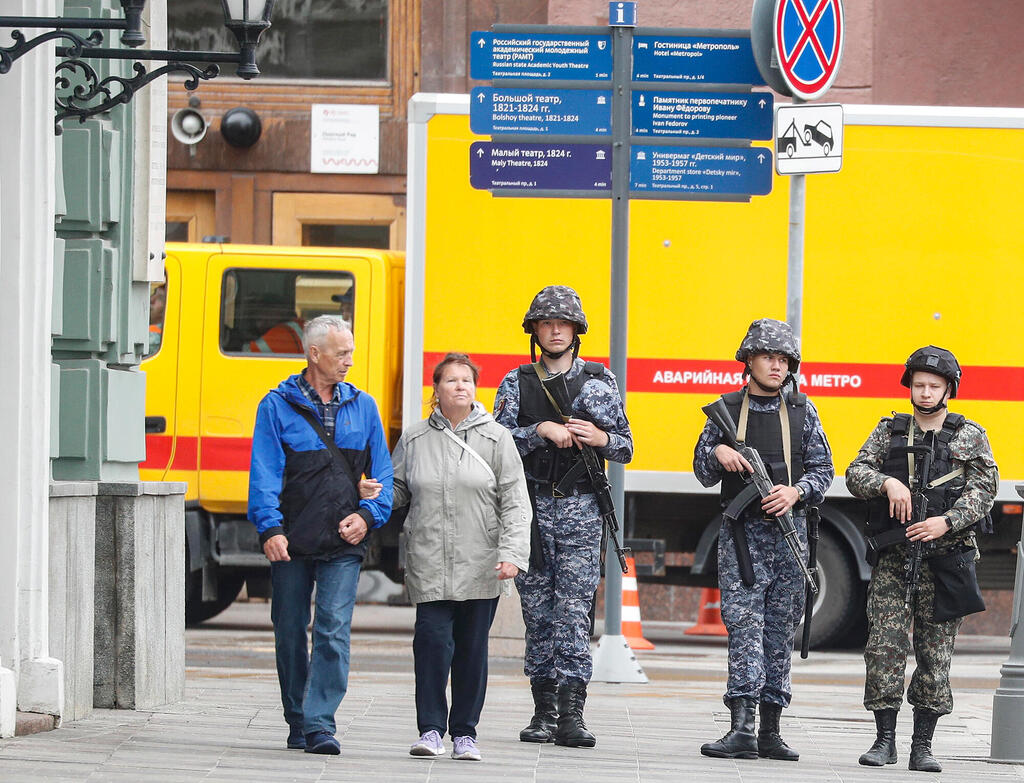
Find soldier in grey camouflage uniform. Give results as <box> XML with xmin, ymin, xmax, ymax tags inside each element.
<box><xmin>847</xmin><ymin>346</ymin><xmax>998</xmax><ymax>773</ymax></box>
<box><xmin>694</xmin><ymin>319</ymin><xmax>834</xmax><ymax>762</ymax></box>
<box><xmin>493</xmin><ymin>285</ymin><xmax>632</xmax><ymax>749</ymax></box>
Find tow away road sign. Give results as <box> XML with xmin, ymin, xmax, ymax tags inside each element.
<box><xmin>630</xmin><ymin>145</ymin><xmax>773</xmax><ymax>196</ymax></box>
<box><xmin>632</xmin><ymin>90</ymin><xmax>773</xmax><ymax>139</ymax></box>
<box><xmin>470</xmin><ymin>32</ymin><xmax>612</xmax><ymax>82</ymax></box>
<box><xmin>469</xmin><ymin>141</ymin><xmax>612</xmax><ymax>192</ymax></box>
<box><xmin>774</xmin><ymin>0</ymin><xmax>845</xmax><ymax>100</ymax></box>
<box><xmin>470</xmin><ymin>87</ymin><xmax>611</xmax><ymax>136</ymax></box>
<box><xmin>774</xmin><ymin>102</ymin><xmax>843</xmax><ymax>174</ymax></box>
<box><xmin>632</xmin><ymin>34</ymin><xmax>765</xmax><ymax>85</ymax></box>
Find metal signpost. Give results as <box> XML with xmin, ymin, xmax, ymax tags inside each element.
<box><xmin>990</xmin><ymin>486</ymin><xmax>1024</xmax><ymax>762</ymax></box>
<box><xmin>469</xmin><ymin>2</ymin><xmax>775</xmax><ymax>683</ymax></box>
<box><xmin>751</xmin><ymin>0</ymin><xmax>845</xmax><ymax>339</ymax></box>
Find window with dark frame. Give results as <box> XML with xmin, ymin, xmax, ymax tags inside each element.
<box><xmin>168</xmin><ymin>0</ymin><xmax>389</xmax><ymax>81</ymax></box>
<box><xmin>220</xmin><ymin>268</ymin><xmax>355</xmax><ymax>356</ymax></box>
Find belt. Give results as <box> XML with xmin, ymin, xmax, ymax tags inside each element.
<box><xmin>531</xmin><ymin>481</ymin><xmax>594</xmax><ymax>498</ymax></box>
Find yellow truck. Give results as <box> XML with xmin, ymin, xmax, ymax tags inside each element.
<box><xmin>141</xmin><ymin>245</ymin><xmax>405</xmax><ymax>623</ymax></box>
<box><xmin>143</xmin><ymin>97</ymin><xmax>1024</xmax><ymax>643</ymax></box>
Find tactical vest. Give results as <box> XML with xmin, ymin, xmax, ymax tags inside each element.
<box><xmin>719</xmin><ymin>388</ymin><xmax>806</xmax><ymax>507</ymax></box>
<box><xmin>866</xmin><ymin>412</ymin><xmax>969</xmax><ymax>552</ymax></box>
<box><xmin>517</xmin><ymin>361</ymin><xmax>606</xmax><ymax>484</ymax></box>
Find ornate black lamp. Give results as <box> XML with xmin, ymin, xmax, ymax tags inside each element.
<box><xmin>0</xmin><ymin>0</ymin><xmax>276</xmax><ymax>132</ymax></box>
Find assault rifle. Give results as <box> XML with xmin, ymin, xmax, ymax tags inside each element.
<box><xmin>903</xmin><ymin>433</ymin><xmax>935</xmax><ymax>605</ymax></box>
<box><xmin>536</xmin><ymin>368</ymin><xmax>630</xmax><ymax>574</ymax></box>
<box><xmin>702</xmin><ymin>398</ymin><xmax>818</xmax><ymax>594</ymax></box>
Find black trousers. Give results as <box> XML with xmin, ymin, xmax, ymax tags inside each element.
<box><xmin>413</xmin><ymin>597</ymin><xmax>499</xmax><ymax>739</ymax></box>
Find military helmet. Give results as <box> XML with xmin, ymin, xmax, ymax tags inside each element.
<box><xmin>735</xmin><ymin>318</ymin><xmax>801</xmax><ymax>371</ymax></box>
<box><xmin>900</xmin><ymin>345</ymin><xmax>961</xmax><ymax>398</ymax></box>
<box><xmin>522</xmin><ymin>285</ymin><xmax>588</xmax><ymax>334</ymax></box>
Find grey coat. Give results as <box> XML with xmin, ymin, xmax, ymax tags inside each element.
<box><xmin>392</xmin><ymin>401</ymin><xmax>531</xmax><ymax>604</ymax></box>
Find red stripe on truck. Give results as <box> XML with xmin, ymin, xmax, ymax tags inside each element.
<box><xmin>423</xmin><ymin>352</ymin><xmax>1024</xmax><ymax>401</ymax></box>
<box><xmin>200</xmin><ymin>437</ymin><xmax>253</xmax><ymax>471</ymax></box>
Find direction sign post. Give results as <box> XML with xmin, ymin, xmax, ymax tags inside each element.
<box><xmin>469</xmin><ymin>11</ymin><xmax>785</xmax><ymax>684</ymax></box>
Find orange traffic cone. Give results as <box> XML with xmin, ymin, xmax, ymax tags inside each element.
<box><xmin>685</xmin><ymin>588</ymin><xmax>729</xmax><ymax>636</ymax></box>
<box><xmin>621</xmin><ymin>556</ymin><xmax>654</xmax><ymax>650</ymax></box>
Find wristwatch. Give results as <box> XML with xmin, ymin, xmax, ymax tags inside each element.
<box><xmin>795</xmin><ymin>484</ymin><xmax>806</xmax><ymax>502</ymax></box>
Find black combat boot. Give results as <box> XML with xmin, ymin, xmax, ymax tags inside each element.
<box><xmin>553</xmin><ymin>680</ymin><xmax>596</xmax><ymax>748</ymax></box>
<box><xmin>909</xmin><ymin>708</ymin><xmax>942</xmax><ymax>772</ymax></box>
<box><xmin>519</xmin><ymin>678</ymin><xmax>559</xmax><ymax>743</ymax></box>
<box><xmin>859</xmin><ymin>709</ymin><xmax>898</xmax><ymax>766</ymax></box>
<box><xmin>700</xmin><ymin>697</ymin><xmax>758</xmax><ymax>759</ymax></box>
<box><xmin>757</xmin><ymin>702</ymin><xmax>799</xmax><ymax>761</ymax></box>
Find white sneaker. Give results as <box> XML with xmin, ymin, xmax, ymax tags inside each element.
<box><xmin>410</xmin><ymin>729</ymin><xmax>445</xmax><ymax>757</ymax></box>
<box><xmin>452</xmin><ymin>735</ymin><xmax>481</xmax><ymax>761</ymax></box>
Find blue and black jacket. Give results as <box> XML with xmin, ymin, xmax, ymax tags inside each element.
<box><xmin>248</xmin><ymin>373</ymin><xmax>394</xmax><ymax>559</ymax></box>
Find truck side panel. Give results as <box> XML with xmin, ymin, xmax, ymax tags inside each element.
<box><xmin>410</xmin><ymin>98</ymin><xmax>1024</xmax><ymax>496</ymax></box>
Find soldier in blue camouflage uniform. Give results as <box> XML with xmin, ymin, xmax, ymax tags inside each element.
<box><xmin>847</xmin><ymin>347</ymin><xmax>998</xmax><ymax>773</ymax></box>
<box><xmin>694</xmin><ymin>319</ymin><xmax>834</xmax><ymax>762</ymax></box>
<box><xmin>493</xmin><ymin>285</ymin><xmax>632</xmax><ymax>749</ymax></box>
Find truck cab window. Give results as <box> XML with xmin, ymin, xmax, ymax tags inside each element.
<box><xmin>221</xmin><ymin>269</ymin><xmax>355</xmax><ymax>356</ymax></box>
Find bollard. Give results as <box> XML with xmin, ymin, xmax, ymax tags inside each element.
<box><xmin>990</xmin><ymin>485</ymin><xmax>1024</xmax><ymax>763</ymax></box>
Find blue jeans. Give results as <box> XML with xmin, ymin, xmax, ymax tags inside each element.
<box><xmin>270</xmin><ymin>553</ymin><xmax>361</xmax><ymax>735</ymax></box>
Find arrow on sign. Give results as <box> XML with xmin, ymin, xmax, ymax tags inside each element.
<box><xmin>477</xmin><ymin>93</ymin><xmax>485</xmax><ymax>102</ymax></box>
<box><xmin>477</xmin><ymin>148</ymin><xmax>485</xmax><ymax>157</ymax></box>
<box><xmin>478</xmin><ymin>38</ymin><xmax>486</xmax><ymax>48</ymax></box>
<box><xmin>758</xmin><ymin>152</ymin><xmax>766</xmax><ymax>163</ymax></box>
<box><xmin>759</xmin><ymin>98</ymin><xmax>767</xmax><ymax>108</ymax></box>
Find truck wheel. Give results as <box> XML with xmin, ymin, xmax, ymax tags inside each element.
<box><xmin>185</xmin><ymin>570</ymin><xmax>245</xmax><ymax>626</ymax></box>
<box><xmin>796</xmin><ymin>529</ymin><xmax>865</xmax><ymax>649</ymax></box>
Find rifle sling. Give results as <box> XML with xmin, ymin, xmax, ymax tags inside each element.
<box><xmin>927</xmin><ymin>467</ymin><xmax>964</xmax><ymax>489</ymax></box>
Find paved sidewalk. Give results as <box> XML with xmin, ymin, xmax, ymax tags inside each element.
<box><xmin>1</xmin><ymin>604</ymin><xmax>1022</xmax><ymax>782</ymax></box>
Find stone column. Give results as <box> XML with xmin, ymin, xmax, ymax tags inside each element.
<box><xmin>0</xmin><ymin>0</ymin><xmax>64</xmax><ymax>734</ymax></box>
<box><xmin>49</xmin><ymin>482</ymin><xmax>99</xmax><ymax>722</ymax></box>
<box><xmin>93</xmin><ymin>482</ymin><xmax>186</xmax><ymax>709</ymax></box>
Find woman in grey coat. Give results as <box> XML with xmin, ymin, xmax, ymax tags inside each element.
<box><xmin>393</xmin><ymin>352</ymin><xmax>531</xmax><ymax>761</ymax></box>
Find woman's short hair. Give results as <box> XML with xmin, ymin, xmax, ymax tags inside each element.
<box><xmin>429</xmin><ymin>352</ymin><xmax>480</xmax><ymax>410</ymax></box>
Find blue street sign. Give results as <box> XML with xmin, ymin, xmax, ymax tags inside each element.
<box><xmin>630</xmin><ymin>145</ymin><xmax>773</xmax><ymax>195</ymax></box>
<box><xmin>470</xmin><ymin>87</ymin><xmax>612</xmax><ymax>136</ymax></box>
<box><xmin>609</xmin><ymin>1</ymin><xmax>637</xmax><ymax>26</ymax></box>
<box><xmin>470</xmin><ymin>141</ymin><xmax>612</xmax><ymax>191</ymax></box>
<box><xmin>632</xmin><ymin>90</ymin><xmax>773</xmax><ymax>139</ymax></box>
<box><xmin>632</xmin><ymin>35</ymin><xmax>766</xmax><ymax>84</ymax></box>
<box><xmin>470</xmin><ymin>32</ymin><xmax>613</xmax><ymax>82</ymax></box>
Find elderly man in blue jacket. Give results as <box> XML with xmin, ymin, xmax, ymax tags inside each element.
<box><xmin>248</xmin><ymin>314</ymin><xmax>393</xmax><ymax>755</ymax></box>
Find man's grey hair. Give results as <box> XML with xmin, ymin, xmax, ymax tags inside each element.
<box><xmin>303</xmin><ymin>315</ymin><xmax>352</xmax><ymax>356</ymax></box>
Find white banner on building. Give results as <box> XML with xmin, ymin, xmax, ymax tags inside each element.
<box><xmin>310</xmin><ymin>104</ymin><xmax>380</xmax><ymax>174</ymax></box>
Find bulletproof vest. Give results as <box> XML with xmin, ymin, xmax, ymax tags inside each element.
<box><xmin>719</xmin><ymin>388</ymin><xmax>806</xmax><ymax>507</ymax></box>
<box><xmin>517</xmin><ymin>361</ymin><xmax>606</xmax><ymax>483</ymax></box>
<box><xmin>866</xmin><ymin>412</ymin><xmax>968</xmax><ymax>547</ymax></box>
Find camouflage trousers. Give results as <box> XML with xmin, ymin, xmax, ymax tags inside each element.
<box><xmin>515</xmin><ymin>492</ymin><xmax>602</xmax><ymax>684</ymax></box>
<box><xmin>864</xmin><ymin>548</ymin><xmax>962</xmax><ymax>715</ymax></box>
<box><xmin>718</xmin><ymin>514</ymin><xmax>807</xmax><ymax>707</ymax></box>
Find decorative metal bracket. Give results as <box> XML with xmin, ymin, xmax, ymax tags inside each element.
<box><xmin>55</xmin><ymin>59</ymin><xmax>220</xmax><ymax>134</ymax></box>
<box><xmin>0</xmin><ymin>28</ymin><xmax>102</xmax><ymax>75</ymax></box>
<box><xmin>2</xmin><ymin>1</ymin><xmax>275</xmax><ymax>132</ymax></box>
